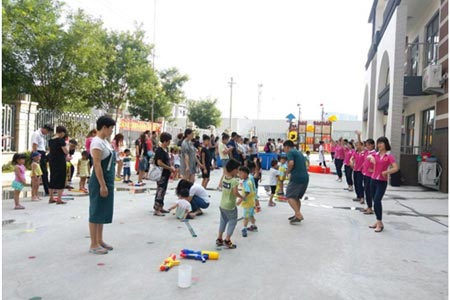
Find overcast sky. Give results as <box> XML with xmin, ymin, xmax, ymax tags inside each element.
<box><xmin>64</xmin><ymin>0</ymin><xmax>373</xmax><ymax>121</ymax></box>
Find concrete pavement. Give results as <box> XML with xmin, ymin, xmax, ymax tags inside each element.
<box><xmin>2</xmin><ymin>165</ymin><xmax>448</xmax><ymax>300</ymax></box>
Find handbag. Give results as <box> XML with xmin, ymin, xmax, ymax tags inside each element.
<box><xmin>149</xmin><ymin>164</ymin><xmax>163</xmax><ymax>181</ymax></box>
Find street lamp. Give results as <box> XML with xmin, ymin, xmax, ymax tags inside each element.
<box><xmin>297</xmin><ymin>103</ymin><xmax>301</xmax><ymax>150</ymax></box>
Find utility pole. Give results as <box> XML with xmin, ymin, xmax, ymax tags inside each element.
<box><xmin>228</xmin><ymin>77</ymin><xmax>236</xmax><ymax>130</ymax></box>
<box><xmin>320</xmin><ymin>103</ymin><xmax>325</xmax><ymax>122</ymax></box>
<box><xmin>151</xmin><ymin>0</ymin><xmax>157</xmax><ymax>132</ymax></box>
<box><xmin>257</xmin><ymin>83</ymin><xmax>263</xmax><ymax>120</ymax></box>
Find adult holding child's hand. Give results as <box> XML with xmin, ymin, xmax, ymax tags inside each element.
<box><xmin>88</xmin><ymin>116</ymin><xmax>116</xmax><ymax>255</ymax></box>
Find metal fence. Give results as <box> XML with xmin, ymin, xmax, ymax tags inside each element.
<box><xmin>2</xmin><ymin>104</ymin><xmax>16</xmax><ymax>151</ymax></box>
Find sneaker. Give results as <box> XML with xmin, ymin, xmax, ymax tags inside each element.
<box><xmin>337</xmin><ymin>178</ymin><xmax>342</xmax><ymax>182</ymax></box>
<box><xmin>290</xmin><ymin>217</ymin><xmax>303</xmax><ymax>225</ymax></box>
<box><xmin>115</xmin><ymin>177</ymin><xmax>122</xmax><ymax>181</ymax></box>
<box><xmin>248</xmin><ymin>225</ymin><xmax>258</xmax><ymax>232</ymax></box>
<box><xmin>242</xmin><ymin>228</ymin><xmax>248</xmax><ymax>237</ymax></box>
<box><xmin>223</xmin><ymin>239</ymin><xmax>237</xmax><ymax>249</ymax></box>
<box><xmin>352</xmin><ymin>198</ymin><xmax>360</xmax><ymax>202</ymax></box>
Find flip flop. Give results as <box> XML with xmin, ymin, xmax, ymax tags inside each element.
<box><xmin>100</xmin><ymin>242</ymin><xmax>113</xmax><ymax>251</ymax></box>
<box><xmin>153</xmin><ymin>212</ymin><xmax>165</xmax><ymax>217</ymax></box>
<box><xmin>89</xmin><ymin>247</ymin><xmax>108</xmax><ymax>255</ymax></box>
<box><xmin>14</xmin><ymin>205</ymin><xmax>25</xmax><ymax>210</ymax></box>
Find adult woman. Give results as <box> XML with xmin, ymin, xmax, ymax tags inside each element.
<box><xmin>111</xmin><ymin>133</ymin><xmax>124</xmax><ymax>181</ymax></box>
<box><xmin>332</xmin><ymin>138</ymin><xmax>345</xmax><ymax>182</ymax></box>
<box><xmin>153</xmin><ymin>132</ymin><xmax>175</xmax><ymax>216</ymax></box>
<box><xmin>48</xmin><ymin>126</ymin><xmax>69</xmax><ymax>204</ymax></box>
<box><xmin>343</xmin><ymin>141</ymin><xmax>354</xmax><ymax>191</ymax></box>
<box><xmin>88</xmin><ymin>116</ymin><xmax>116</xmax><ymax>254</ymax></box>
<box><xmin>180</xmin><ymin>129</ymin><xmax>199</xmax><ymax>183</ymax></box>
<box><xmin>176</xmin><ymin>179</ymin><xmax>210</xmax><ymax>215</ymax></box>
<box><xmin>136</xmin><ymin>132</ymin><xmax>149</xmax><ymax>186</ymax></box>
<box><xmin>367</xmin><ymin>137</ymin><xmax>399</xmax><ymax>233</ymax></box>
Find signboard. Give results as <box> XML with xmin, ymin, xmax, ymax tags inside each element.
<box><xmin>119</xmin><ymin>119</ymin><xmax>162</xmax><ymax>133</ymax></box>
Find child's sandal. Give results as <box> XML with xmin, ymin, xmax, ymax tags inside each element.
<box><xmin>216</xmin><ymin>238</ymin><xmax>224</xmax><ymax>246</ymax></box>
<box><xmin>224</xmin><ymin>239</ymin><xmax>237</xmax><ymax>249</ymax></box>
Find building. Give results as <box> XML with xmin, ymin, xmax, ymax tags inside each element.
<box><xmin>362</xmin><ymin>0</ymin><xmax>448</xmax><ymax>192</ymax></box>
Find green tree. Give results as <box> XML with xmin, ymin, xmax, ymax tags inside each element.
<box><xmin>187</xmin><ymin>98</ymin><xmax>222</xmax><ymax>129</ymax></box>
<box><xmin>2</xmin><ymin>0</ymin><xmax>109</xmax><ymax>110</ymax></box>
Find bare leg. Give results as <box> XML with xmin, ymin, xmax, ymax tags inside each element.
<box><xmin>287</xmin><ymin>198</ymin><xmax>303</xmax><ymax>219</ymax></box>
<box><xmin>243</xmin><ymin>218</ymin><xmax>249</xmax><ymax>228</ymax></box>
<box><xmin>89</xmin><ymin>223</ymin><xmax>100</xmax><ymax>249</ymax></box>
<box><xmin>97</xmin><ymin>224</ymin><xmax>104</xmax><ymax>244</ymax></box>
<box><xmin>116</xmin><ymin>160</ymin><xmax>123</xmax><ymax>178</ymax></box>
<box><xmin>14</xmin><ymin>190</ymin><xmax>23</xmax><ymax>208</ymax></box>
<box><xmin>49</xmin><ymin>188</ymin><xmax>54</xmax><ymax>201</ymax></box>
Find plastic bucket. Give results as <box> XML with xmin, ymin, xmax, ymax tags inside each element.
<box><xmin>178</xmin><ymin>264</ymin><xmax>192</xmax><ymax>288</ymax></box>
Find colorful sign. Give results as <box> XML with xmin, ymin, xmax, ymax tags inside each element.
<box><xmin>119</xmin><ymin>119</ymin><xmax>162</xmax><ymax>132</ymax></box>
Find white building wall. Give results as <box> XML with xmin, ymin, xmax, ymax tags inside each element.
<box><xmin>403</xmin><ymin>96</ymin><xmax>436</xmax><ymax>146</ymax></box>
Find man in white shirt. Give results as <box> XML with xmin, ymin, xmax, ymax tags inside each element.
<box><xmin>31</xmin><ymin>124</ymin><xmax>53</xmax><ymax>195</ymax></box>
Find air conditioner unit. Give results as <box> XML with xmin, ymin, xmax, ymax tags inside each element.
<box><xmin>422</xmin><ymin>64</ymin><xmax>442</xmax><ymax>92</ymax></box>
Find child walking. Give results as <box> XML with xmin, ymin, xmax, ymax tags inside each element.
<box><xmin>77</xmin><ymin>151</ymin><xmax>90</xmax><ymax>192</ymax></box>
<box><xmin>12</xmin><ymin>153</ymin><xmax>26</xmax><ymax>209</ymax></box>
<box><xmin>122</xmin><ymin>149</ymin><xmax>132</xmax><ymax>183</ymax></box>
<box><xmin>268</xmin><ymin>159</ymin><xmax>279</xmax><ymax>206</ymax></box>
<box><xmin>276</xmin><ymin>155</ymin><xmax>288</xmax><ymax>196</ymax></box>
<box><xmin>216</xmin><ymin>159</ymin><xmax>242</xmax><ymax>249</ymax></box>
<box><xmin>30</xmin><ymin>152</ymin><xmax>42</xmax><ymax>201</ymax></box>
<box><xmin>237</xmin><ymin>166</ymin><xmax>257</xmax><ymax>237</ymax></box>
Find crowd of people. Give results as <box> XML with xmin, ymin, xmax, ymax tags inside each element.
<box><xmin>9</xmin><ymin>117</ymin><xmax>398</xmax><ymax>254</ymax></box>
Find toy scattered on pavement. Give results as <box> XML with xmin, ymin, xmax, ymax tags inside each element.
<box><xmin>179</xmin><ymin>249</ymin><xmax>219</xmax><ymax>263</ymax></box>
<box><xmin>159</xmin><ymin>254</ymin><xmax>180</xmax><ymax>271</ymax></box>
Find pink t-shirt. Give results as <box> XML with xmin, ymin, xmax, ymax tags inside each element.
<box><xmin>352</xmin><ymin>151</ymin><xmax>365</xmax><ymax>172</ymax></box>
<box><xmin>86</xmin><ymin>137</ymin><xmax>93</xmax><ymax>153</ymax></box>
<box><xmin>331</xmin><ymin>145</ymin><xmax>336</xmax><ymax>153</ymax></box>
<box><xmin>362</xmin><ymin>149</ymin><xmax>376</xmax><ymax>177</ymax></box>
<box><xmin>15</xmin><ymin>165</ymin><xmax>26</xmax><ymax>182</ymax></box>
<box><xmin>343</xmin><ymin>148</ymin><xmax>354</xmax><ymax>166</ymax></box>
<box><xmin>334</xmin><ymin>145</ymin><xmax>345</xmax><ymax>160</ymax></box>
<box><xmin>371</xmin><ymin>152</ymin><xmax>396</xmax><ymax>181</ymax></box>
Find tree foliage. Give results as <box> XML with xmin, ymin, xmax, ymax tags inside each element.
<box><xmin>187</xmin><ymin>98</ymin><xmax>221</xmax><ymax>129</ymax></box>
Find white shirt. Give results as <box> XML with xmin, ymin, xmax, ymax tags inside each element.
<box><xmin>269</xmin><ymin>168</ymin><xmax>280</xmax><ymax>185</ymax></box>
<box><xmin>175</xmin><ymin>199</ymin><xmax>192</xmax><ymax>219</ymax></box>
<box><xmin>319</xmin><ymin>145</ymin><xmax>325</xmax><ymax>161</ymax></box>
<box><xmin>31</xmin><ymin>129</ymin><xmax>46</xmax><ymax>151</ymax></box>
<box><xmin>173</xmin><ymin>154</ymin><xmax>180</xmax><ymax>165</ymax></box>
<box><xmin>189</xmin><ymin>183</ymin><xmax>210</xmax><ymax>203</ymax></box>
<box><xmin>90</xmin><ymin>137</ymin><xmax>114</xmax><ymax>160</ymax></box>
<box><xmin>218</xmin><ymin>142</ymin><xmax>229</xmax><ymax>160</ymax></box>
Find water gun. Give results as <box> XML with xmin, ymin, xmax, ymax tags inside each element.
<box><xmin>159</xmin><ymin>254</ymin><xmax>180</xmax><ymax>271</ymax></box>
<box><xmin>179</xmin><ymin>249</ymin><xmax>219</xmax><ymax>263</ymax></box>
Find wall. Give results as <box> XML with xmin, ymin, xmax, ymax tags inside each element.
<box><xmin>403</xmin><ymin>95</ymin><xmax>437</xmax><ymax>147</ymax></box>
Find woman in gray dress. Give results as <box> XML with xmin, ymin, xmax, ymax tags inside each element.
<box><xmin>88</xmin><ymin>116</ymin><xmax>116</xmax><ymax>255</ymax></box>
<box><xmin>180</xmin><ymin>128</ymin><xmax>202</xmax><ymax>183</ymax></box>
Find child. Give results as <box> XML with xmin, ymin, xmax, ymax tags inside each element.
<box><xmin>122</xmin><ymin>149</ymin><xmax>132</xmax><ymax>183</ymax></box>
<box><xmin>12</xmin><ymin>153</ymin><xmax>26</xmax><ymax>209</ymax></box>
<box><xmin>237</xmin><ymin>166</ymin><xmax>257</xmax><ymax>237</ymax></box>
<box><xmin>77</xmin><ymin>151</ymin><xmax>90</xmax><ymax>192</ymax></box>
<box><xmin>66</xmin><ymin>139</ymin><xmax>77</xmax><ymax>189</ymax></box>
<box><xmin>276</xmin><ymin>155</ymin><xmax>288</xmax><ymax>196</ymax></box>
<box><xmin>201</xmin><ymin>134</ymin><xmax>212</xmax><ymax>189</ymax></box>
<box><xmin>268</xmin><ymin>159</ymin><xmax>279</xmax><ymax>207</ymax></box>
<box><xmin>305</xmin><ymin>151</ymin><xmax>311</xmax><ymax>169</ymax></box>
<box><xmin>248</xmin><ymin>160</ymin><xmax>261</xmax><ymax>212</ymax></box>
<box><xmin>30</xmin><ymin>152</ymin><xmax>42</xmax><ymax>201</ymax></box>
<box><xmin>173</xmin><ymin>148</ymin><xmax>180</xmax><ymax>180</ymax></box>
<box><xmin>216</xmin><ymin>159</ymin><xmax>242</xmax><ymax>249</ymax></box>
<box><xmin>318</xmin><ymin>140</ymin><xmax>326</xmax><ymax>167</ymax></box>
<box><xmin>168</xmin><ymin>188</ymin><xmax>197</xmax><ymax>220</ymax></box>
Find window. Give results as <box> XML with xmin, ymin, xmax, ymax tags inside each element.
<box><xmin>425</xmin><ymin>12</ymin><xmax>439</xmax><ymax>65</ymax></box>
<box><xmin>421</xmin><ymin>108</ymin><xmax>435</xmax><ymax>151</ymax></box>
<box><xmin>407</xmin><ymin>37</ymin><xmax>419</xmax><ymax>76</ymax></box>
<box><xmin>404</xmin><ymin>114</ymin><xmax>415</xmax><ymax>152</ymax></box>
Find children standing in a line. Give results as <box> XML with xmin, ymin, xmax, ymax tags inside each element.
<box><xmin>237</xmin><ymin>166</ymin><xmax>257</xmax><ymax>237</ymax></box>
<box><xmin>268</xmin><ymin>159</ymin><xmax>279</xmax><ymax>207</ymax></box>
<box><xmin>350</xmin><ymin>142</ymin><xmax>365</xmax><ymax>204</ymax></box>
<box><xmin>122</xmin><ymin>149</ymin><xmax>132</xmax><ymax>183</ymax></box>
<box><xmin>12</xmin><ymin>153</ymin><xmax>26</xmax><ymax>209</ymax></box>
<box><xmin>216</xmin><ymin>159</ymin><xmax>242</xmax><ymax>249</ymax></box>
<box><xmin>77</xmin><ymin>151</ymin><xmax>91</xmax><ymax>192</ymax></box>
<box><xmin>30</xmin><ymin>152</ymin><xmax>42</xmax><ymax>201</ymax></box>
<box><xmin>201</xmin><ymin>135</ymin><xmax>212</xmax><ymax>189</ymax></box>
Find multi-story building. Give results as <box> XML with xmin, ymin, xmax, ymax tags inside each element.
<box><xmin>362</xmin><ymin>0</ymin><xmax>448</xmax><ymax>192</ymax></box>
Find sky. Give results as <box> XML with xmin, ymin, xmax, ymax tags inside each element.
<box><xmin>64</xmin><ymin>0</ymin><xmax>373</xmax><ymax>121</ymax></box>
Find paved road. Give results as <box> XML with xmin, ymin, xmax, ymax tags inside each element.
<box><xmin>2</xmin><ymin>167</ymin><xmax>448</xmax><ymax>300</ymax></box>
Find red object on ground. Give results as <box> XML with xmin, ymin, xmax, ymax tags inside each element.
<box><xmin>308</xmin><ymin>165</ymin><xmax>330</xmax><ymax>174</ymax></box>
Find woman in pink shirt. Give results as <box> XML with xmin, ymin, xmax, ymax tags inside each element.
<box><xmin>332</xmin><ymin>138</ymin><xmax>345</xmax><ymax>182</ymax></box>
<box><xmin>343</xmin><ymin>140</ymin><xmax>354</xmax><ymax>191</ymax></box>
<box><xmin>350</xmin><ymin>141</ymin><xmax>365</xmax><ymax>204</ymax></box>
<box><xmin>367</xmin><ymin>137</ymin><xmax>399</xmax><ymax>232</ymax></box>
<box><xmin>361</xmin><ymin>138</ymin><xmax>376</xmax><ymax>214</ymax></box>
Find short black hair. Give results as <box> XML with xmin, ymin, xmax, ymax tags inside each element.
<box><xmin>271</xmin><ymin>159</ymin><xmax>278</xmax><ymax>167</ymax></box>
<box><xmin>124</xmin><ymin>148</ymin><xmax>131</xmax><ymax>153</ymax></box>
<box><xmin>222</xmin><ymin>133</ymin><xmax>230</xmax><ymax>140</ymax></box>
<box><xmin>12</xmin><ymin>153</ymin><xmax>26</xmax><ymax>164</ymax></box>
<box><xmin>176</xmin><ymin>179</ymin><xmax>193</xmax><ymax>196</ymax></box>
<box><xmin>231</xmin><ymin>132</ymin><xmax>237</xmax><ymax>138</ymax></box>
<box><xmin>81</xmin><ymin>150</ymin><xmax>89</xmax><ymax>157</ymax></box>
<box><xmin>69</xmin><ymin>139</ymin><xmax>78</xmax><ymax>145</ymax></box>
<box><xmin>283</xmin><ymin>140</ymin><xmax>295</xmax><ymax>148</ymax></box>
<box><xmin>225</xmin><ymin>159</ymin><xmax>241</xmax><ymax>172</ymax></box>
<box><xmin>159</xmin><ymin>132</ymin><xmax>172</xmax><ymax>143</ymax></box>
<box><xmin>179</xmin><ymin>188</ymin><xmax>190</xmax><ymax>198</ymax></box>
<box><xmin>376</xmin><ymin>136</ymin><xmax>391</xmax><ymax>151</ymax></box>
<box><xmin>43</xmin><ymin>124</ymin><xmax>54</xmax><ymax>131</ymax></box>
<box><xmin>365</xmin><ymin>138</ymin><xmax>375</xmax><ymax>146</ymax></box>
<box><xmin>96</xmin><ymin>116</ymin><xmax>116</xmax><ymax>131</ymax></box>
<box><xmin>184</xmin><ymin>128</ymin><xmax>193</xmax><ymax>137</ymax></box>
<box><xmin>55</xmin><ymin>126</ymin><xmax>67</xmax><ymax>135</ymax></box>
<box><xmin>239</xmin><ymin>166</ymin><xmax>250</xmax><ymax>174</ymax></box>
<box><xmin>202</xmin><ymin>134</ymin><xmax>210</xmax><ymax>141</ymax></box>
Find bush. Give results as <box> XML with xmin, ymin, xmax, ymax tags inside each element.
<box><xmin>2</xmin><ymin>162</ymin><xmax>15</xmax><ymax>173</ymax></box>
<box><xmin>2</xmin><ymin>151</ymin><xmax>32</xmax><ymax>172</ymax></box>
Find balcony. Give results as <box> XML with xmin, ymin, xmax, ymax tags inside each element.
<box><xmin>363</xmin><ymin>107</ymin><xmax>368</xmax><ymax>122</ymax></box>
<box><xmin>404</xmin><ymin>76</ymin><xmax>424</xmax><ymax>96</ymax></box>
<box><xmin>378</xmin><ymin>84</ymin><xmax>390</xmax><ymax>111</ymax></box>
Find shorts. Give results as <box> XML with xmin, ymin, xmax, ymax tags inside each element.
<box><xmin>123</xmin><ymin>167</ymin><xmax>131</xmax><ymax>177</ymax></box>
<box><xmin>270</xmin><ymin>185</ymin><xmax>276</xmax><ymax>194</ymax></box>
<box><xmin>139</xmin><ymin>157</ymin><xmax>148</xmax><ymax>171</ymax></box>
<box><xmin>286</xmin><ymin>181</ymin><xmax>309</xmax><ymax>200</ymax></box>
<box><xmin>12</xmin><ymin>180</ymin><xmax>24</xmax><ymax>191</ymax></box>
<box><xmin>202</xmin><ymin>168</ymin><xmax>210</xmax><ymax>179</ymax></box>
<box><xmin>242</xmin><ymin>207</ymin><xmax>255</xmax><ymax>218</ymax></box>
<box><xmin>174</xmin><ymin>164</ymin><xmax>180</xmax><ymax>169</ymax></box>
